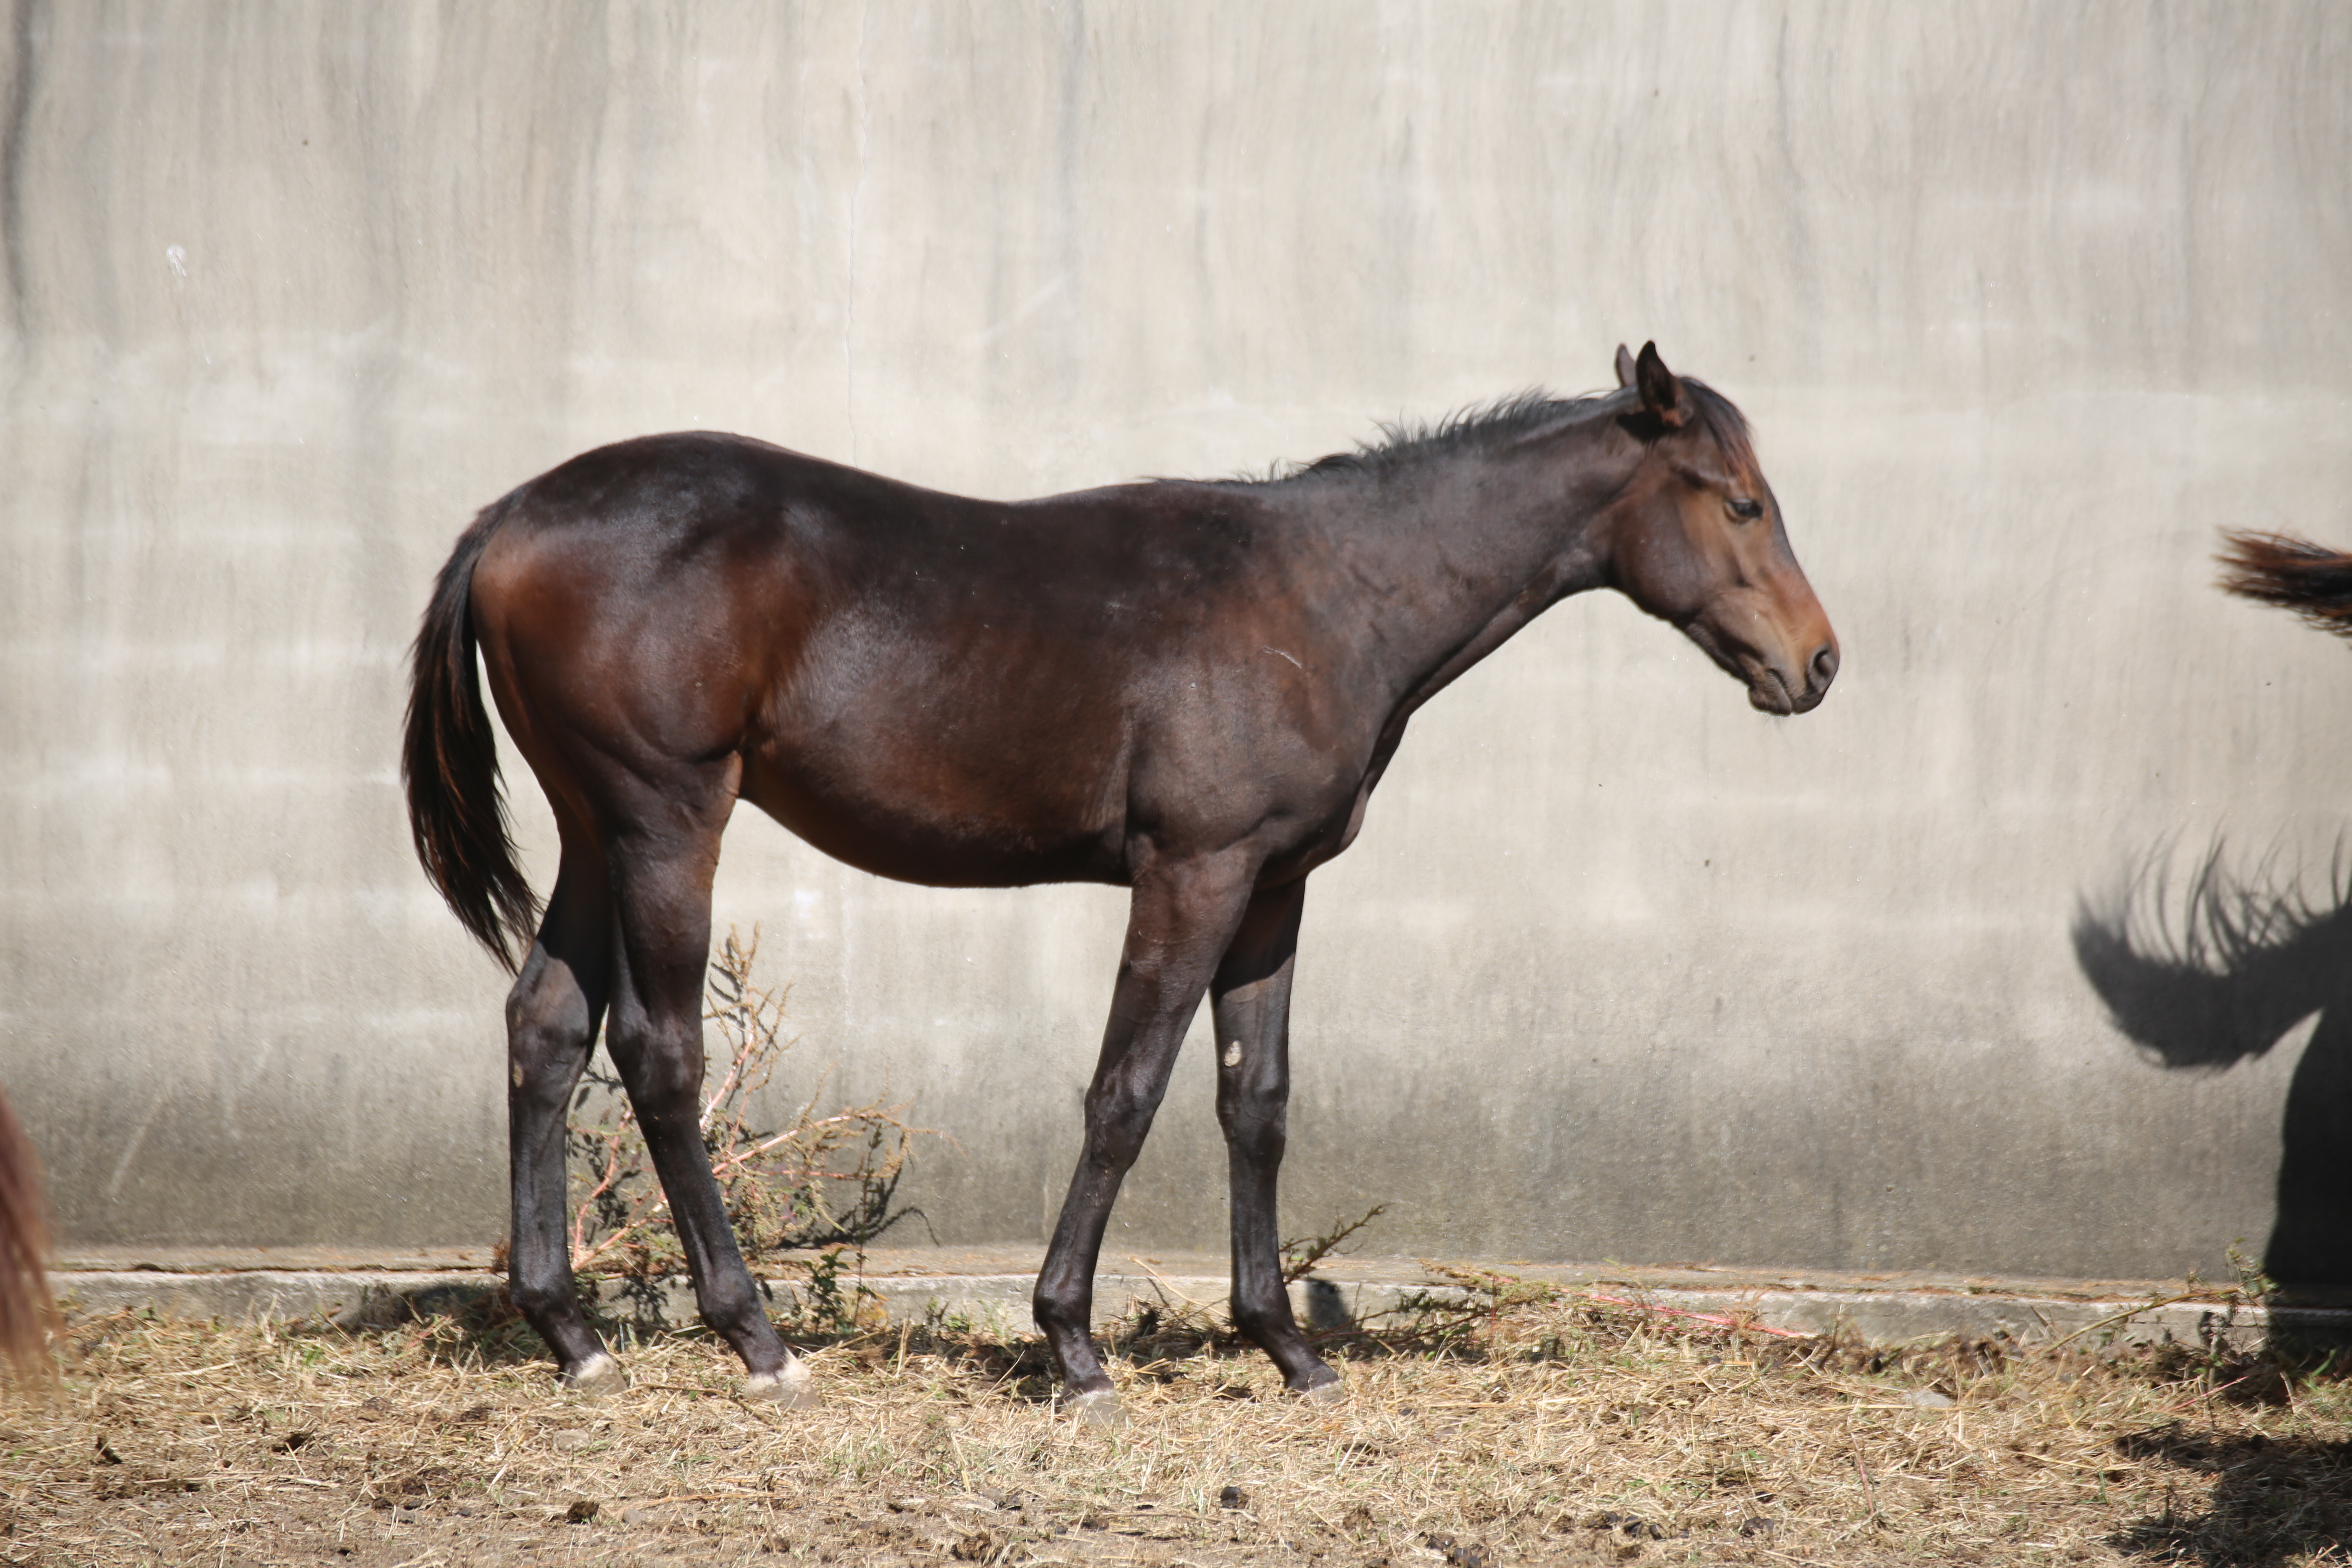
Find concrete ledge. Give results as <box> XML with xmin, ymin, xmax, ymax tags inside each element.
<box><xmin>53</xmin><ymin>1266</ymin><xmax>2348</xmax><ymax>1355</ymax></box>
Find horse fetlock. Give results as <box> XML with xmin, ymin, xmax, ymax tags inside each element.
<box><xmin>1230</xmin><ymin>1307</ymin><xmax>1311</xmax><ymax>1361</ymax></box>
<box><xmin>1033</xmin><ymin>1307</ymin><xmax>1108</xmax><ymax>1390</ymax></box>
<box><xmin>507</xmin><ymin>1276</ymin><xmax>584</xmax><ymax>1323</ymax></box>
<box><xmin>697</xmin><ymin>1294</ymin><xmax>777</xmax><ymax>1348</ymax></box>
<box><xmin>1233</xmin><ymin>1311</ymin><xmax>1288</xmax><ymax>1342</ymax></box>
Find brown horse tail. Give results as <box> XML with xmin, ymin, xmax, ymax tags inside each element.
<box><xmin>402</xmin><ymin>502</ymin><xmax>541</xmax><ymax>972</ymax></box>
<box><xmin>0</xmin><ymin>1090</ymin><xmax>58</xmax><ymax>1385</ymax></box>
<box><xmin>2218</xmin><ymin>530</ymin><xmax>2352</xmax><ymax>641</ymax></box>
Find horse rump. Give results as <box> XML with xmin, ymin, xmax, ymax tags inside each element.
<box><xmin>2218</xmin><ymin>529</ymin><xmax>2352</xmax><ymax>639</ymax></box>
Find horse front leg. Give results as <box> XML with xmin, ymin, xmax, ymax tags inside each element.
<box><xmin>1211</xmin><ymin>876</ymin><xmax>1340</xmax><ymax>1398</ymax></box>
<box><xmin>1034</xmin><ymin>852</ymin><xmax>1257</xmax><ymax>1421</ymax></box>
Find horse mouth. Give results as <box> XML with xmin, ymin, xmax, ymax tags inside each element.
<box><xmin>1684</xmin><ymin>618</ymin><xmax>1826</xmax><ymax>717</ymax></box>
<box><xmin>1746</xmin><ymin>665</ymin><xmax>1827</xmax><ymax>716</ymax></box>
<box><xmin>1746</xmin><ymin>669</ymin><xmax>1797</xmax><ymax>715</ymax></box>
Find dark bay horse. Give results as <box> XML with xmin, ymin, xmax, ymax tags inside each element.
<box><xmin>403</xmin><ymin>343</ymin><xmax>1838</xmax><ymax>1415</ymax></box>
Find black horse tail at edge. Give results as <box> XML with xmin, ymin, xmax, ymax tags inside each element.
<box><xmin>2218</xmin><ymin>529</ymin><xmax>2352</xmax><ymax>640</ymax></box>
<box><xmin>403</xmin><ymin>501</ymin><xmax>540</xmax><ymax>973</ymax></box>
<box><xmin>0</xmin><ymin>1091</ymin><xmax>58</xmax><ymax>1385</ymax></box>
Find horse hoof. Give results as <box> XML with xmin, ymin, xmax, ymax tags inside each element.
<box><xmin>1291</xmin><ymin>1378</ymin><xmax>1347</xmax><ymax>1406</ymax></box>
<box><xmin>739</xmin><ymin>1364</ymin><xmax>819</xmax><ymax>1409</ymax></box>
<box><xmin>1058</xmin><ymin>1388</ymin><xmax>1124</xmax><ymax>1429</ymax></box>
<box><xmin>564</xmin><ymin>1353</ymin><xmax>626</xmax><ymax>1397</ymax></box>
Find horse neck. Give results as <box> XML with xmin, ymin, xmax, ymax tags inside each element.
<box><xmin>1288</xmin><ymin>422</ymin><xmax>1637</xmax><ymax>703</ymax></box>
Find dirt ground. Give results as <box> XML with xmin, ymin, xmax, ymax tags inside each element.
<box><xmin>8</xmin><ymin>1281</ymin><xmax>2352</xmax><ymax>1567</ymax></box>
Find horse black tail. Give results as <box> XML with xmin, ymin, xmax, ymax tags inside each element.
<box><xmin>403</xmin><ymin>503</ymin><xmax>540</xmax><ymax>972</ymax></box>
<box><xmin>0</xmin><ymin>1090</ymin><xmax>58</xmax><ymax>1386</ymax></box>
<box><xmin>2218</xmin><ymin>530</ymin><xmax>2352</xmax><ymax>641</ymax></box>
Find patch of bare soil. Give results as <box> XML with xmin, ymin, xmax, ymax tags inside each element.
<box><xmin>7</xmin><ymin>1285</ymin><xmax>2352</xmax><ymax>1567</ymax></box>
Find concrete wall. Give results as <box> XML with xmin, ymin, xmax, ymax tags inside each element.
<box><xmin>6</xmin><ymin>2</ymin><xmax>2350</xmax><ymax>1282</ymax></box>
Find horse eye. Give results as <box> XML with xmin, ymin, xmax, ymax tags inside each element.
<box><xmin>1728</xmin><ymin>497</ymin><xmax>1763</xmax><ymax>521</ymax></box>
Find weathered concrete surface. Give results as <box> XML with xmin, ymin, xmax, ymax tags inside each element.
<box><xmin>5</xmin><ymin>4</ymin><xmax>2352</xmax><ymax>1281</ymax></box>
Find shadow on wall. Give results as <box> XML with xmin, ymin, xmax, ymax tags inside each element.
<box><xmin>2073</xmin><ymin>842</ymin><xmax>2352</xmax><ymax>1297</ymax></box>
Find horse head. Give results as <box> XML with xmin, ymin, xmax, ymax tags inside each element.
<box><xmin>1601</xmin><ymin>342</ymin><xmax>1838</xmax><ymax>716</ymax></box>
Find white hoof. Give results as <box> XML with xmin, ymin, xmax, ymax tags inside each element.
<box><xmin>1058</xmin><ymin>1388</ymin><xmax>1124</xmax><ymax>1429</ymax></box>
<box><xmin>1293</xmin><ymin>1378</ymin><xmax>1347</xmax><ymax>1406</ymax></box>
<box><xmin>739</xmin><ymin>1360</ymin><xmax>818</xmax><ymax>1409</ymax></box>
<box><xmin>564</xmin><ymin>1352</ymin><xmax>626</xmax><ymax>1397</ymax></box>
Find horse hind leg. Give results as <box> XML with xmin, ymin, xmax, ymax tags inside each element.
<box><xmin>504</xmin><ymin>852</ymin><xmax>622</xmax><ymax>1392</ymax></box>
<box><xmin>601</xmin><ymin>823</ymin><xmax>813</xmax><ymax>1406</ymax></box>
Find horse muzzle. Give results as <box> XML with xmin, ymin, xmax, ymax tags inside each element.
<box><xmin>1745</xmin><ymin>639</ymin><xmax>1839</xmax><ymax>715</ymax></box>
<box><xmin>1685</xmin><ymin>591</ymin><xmax>1839</xmax><ymax>717</ymax></box>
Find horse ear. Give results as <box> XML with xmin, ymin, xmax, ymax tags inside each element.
<box><xmin>1614</xmin><ymin>343</ymin><xmax>1637</xmax><ymax>388</ymax></box>
<box><xmin>1634</xmin><ymin>341</ymin><xmax>1690</xmax><ymax>429</ymax></box>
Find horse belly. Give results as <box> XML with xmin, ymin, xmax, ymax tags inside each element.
<box><xmin>737</xmin><ymin>725</ymin><xmax>1130</xmax><ymax>889</ymax></box>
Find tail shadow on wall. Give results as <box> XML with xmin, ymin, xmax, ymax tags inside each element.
<box><xmin>2075</xmin><ymin>529</ymin><xmax>2352</xmax><ymax>1296</ymax></box>
<box><xmin>2074</xmin><ymin>845</ymin><xmax>2352</xmax><ymax>1294</ymax></box>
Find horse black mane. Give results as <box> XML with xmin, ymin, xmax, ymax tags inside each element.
<box><xmin>1206</xmin><ymin>380</ymin><xmax>1753</xmax><ymax>488</ymax></box>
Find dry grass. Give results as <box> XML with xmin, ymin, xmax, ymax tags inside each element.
<box><xmin>9</xmin><ymin>1283</ymin><xmax>2352</xmax><ymax>1567</ymax></box>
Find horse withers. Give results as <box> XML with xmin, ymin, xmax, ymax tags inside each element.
<box><xmin>403</xmin><ymin>343</ymin><xmax>1837</xmax><ymax>1417</ymax></box>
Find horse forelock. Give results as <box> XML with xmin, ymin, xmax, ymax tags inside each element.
<box><xmin>1678</xmin><ymin>378</ymin><xmax>1756</xmax><ymax>474</ymax></box>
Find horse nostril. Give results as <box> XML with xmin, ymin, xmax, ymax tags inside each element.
<box><xmin>1810</xmin><ymin>643</ymin><xmax>1840</xmax><ymax>689</ymax></box>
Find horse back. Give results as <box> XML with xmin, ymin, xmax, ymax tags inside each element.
<box><xmin>468</xmin><ymin>433</ymin><xmax>1354</xmax><ymax>888</ymax></box>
